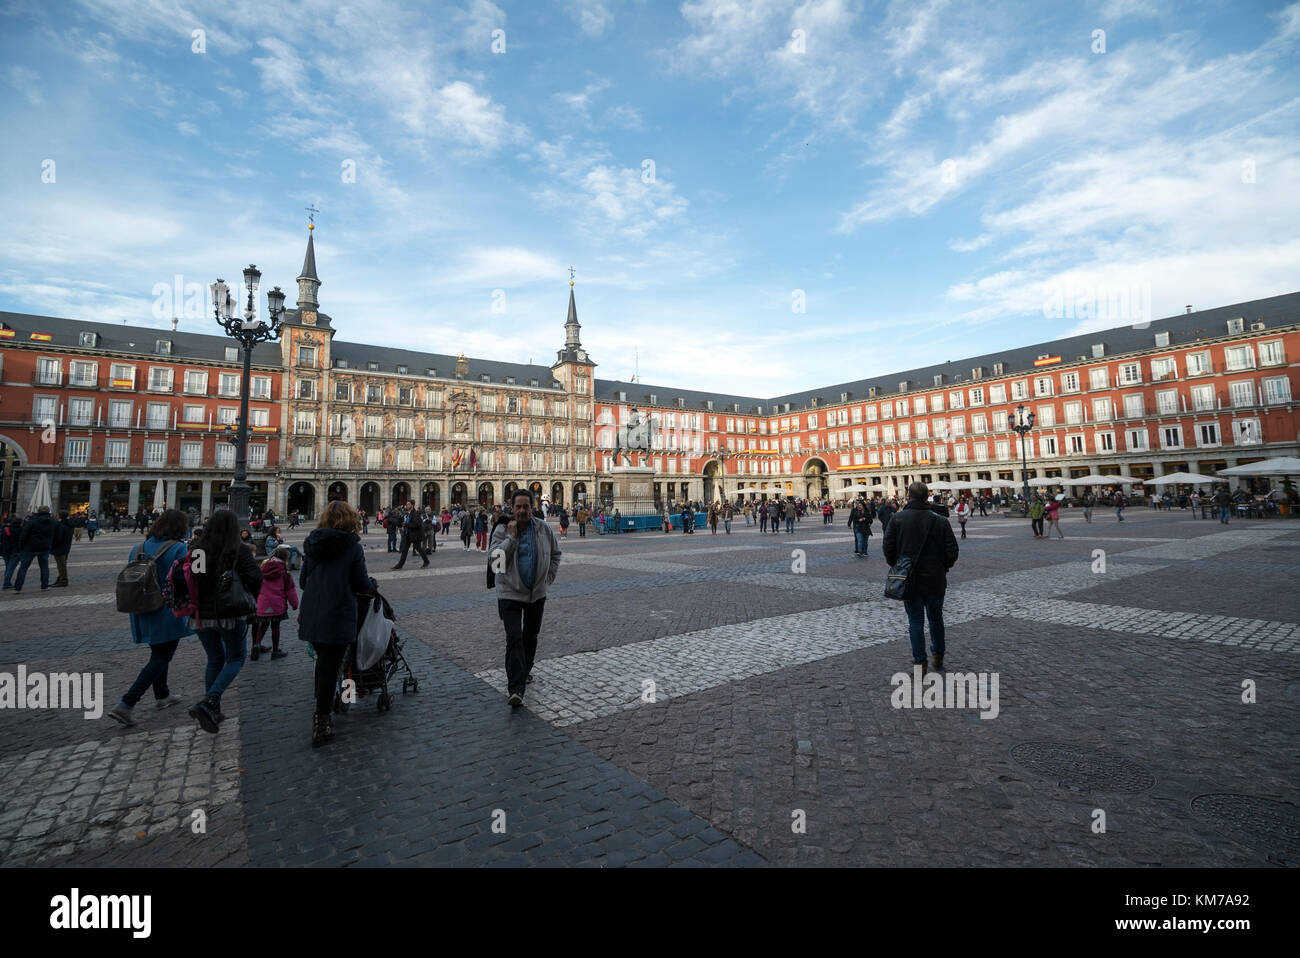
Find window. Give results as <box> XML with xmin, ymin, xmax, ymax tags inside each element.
<box><xmin>366</xmin><ymin>385</ymin><xmax>381</xmax><ymax>404</ymax></box>
<box><xmin>969</xmin><ymin>387</ymin><xmax>984</xmax><ymax>405</ymax></box>
<box><xmin>225</xmin><ymin>346</ymin><xmax>239</xmax><ymax>362</ymax></box>
<box><xmin>948</xmin><ymin>390</ymin><xmax>964</xmax><ymax>409</ymax></box>
<box><xmin>331</xmin><ymin>446</ymin><xmax>350</xmax><ymax>469</ymax></box>
<box><xmin>951</xmin><ymin>417</ymin><xmax>966</xmax><ymax>437</ymax></box>
<box><xmin>1226</xmin><ymin>317</ymin><xmax>1244</xmax><ymax>334</ymax></box>
<box><xmin>1091</xmin><ymin>398</ymin><xmax>1112</xmax><ymax>422</ymax></box>
<box><xmin>248</xmin><ymin>444</ymin><xmax>267</xmax><ymax>469</ymax></box>
<box><xmin>155</xmin><ymin>340</ymin><xmax>172</xmax><ymax>355</ymax></box>
<box><xmin>109</xmin><ymin>400</ymin><xmax>132</xmax><ymax>427</ymax></box>
<box><xmin>1126</xmin><ymin>428</ymin><xmax>1149</xmax><ymax>452</ymax></box>
<box><xmin>365</xmin><ymin>415</ymin><xmax>383</xmax><ymax>437</ymax></box>
<box><xmin>973</xmin><ymin>444</ymin><xmax>988</xmax><ymax>462</ymax></box>
<box><xmin>1259</xmin><ymin>341</ymin><xmax>1285</xmax><ymax>366</ymax></box>
<box><xmin>990</xmin><ymin>384</ymin><xmax>1007</xmax><ymax>404</ymax></box>
<box><xmin>366</xmin><ymin>448</ymin><xmax>382</xmax><ymax>469</ymax></box>
<box><xmin>219</xmin><ymin>373</ymin><xmax>240</xmax><ymax>396</ymax></box>
<box><xmin>1068</xmin><ymin>434</ymin><xmax>1085</xmax><ymax>454</ymax></box>
<box><xmin>531</xmin><ymin>397</ymin><xmax>545</xmax><ymax>416</ymax></box>
<box><xmin>897</xmin><ymin>424</ymin><xmax>910</xmax><ymax>442</ymax></box>
<box><xmin>848</xmin><ymin>409</ymin><xmax>860</xmax><ymax>425</ymax></box>
<box><xmin>397</xmin><ymin>365</ymin><xmax>408</xmax><ymax>375</ymax></box>
<box><xmin>146</xmin><ymin>402</ymin><xmax>170</xmax><ymax>429</ymax></box>
<box><xmin>180</xmin><ymin>441</ymin><xmax>203</xmax><ymax>467</ymax></box>
<box><xmin>216</xmin><ymin>406</ymin><xmax>237</xmax><ymax>425</ymax></box>
<box><xmin>479</xmin><ymin>421</ymin><xmax>497</xmax><ymax>442</ymax></box>
<box><xmin>64</xmin><ymin>438</ymin><xmax>89</xmax><ymax>466</ymax></box>
<box><xmin>1155</xmin><ymin>389</ymin><xmax>1179</xmax><ymax>415</ymax></box>
<box><xmin>883</xmin><ymin>425</ymin><xmax>895</xmax><ymax>443</ymax></box>
<box><xmin>1124</xmin><ymin>394</ymin><xmax>1146</xmax><ymax>418</ymax></box>
<box><xmin>397</xmin><ymin>418</ymin><xmax>414</xmax><ymax>439</ymax></box>
<box><xmin>69</xmin><ymin>398</ymin><xmax>92</xmax><ymax>426</ymax></box>
<box><xmin>1263</xmin><ymin>376</ymin><xmax>1291</xmax><ymax>404</ymax></box>
<box><xmin>78</xmin><ymin>331</ymin><xmax>97</xmax><ymax>347</ymax></box>
<box><xmin>31</xmin><ymin>395</ymin><xmax>55</xmax><ymax>424</ymax></box>
<box><xmin>1097</xmin><ymin>432</ymin><xmax>1115</xmax><ymax>452</ymax></box>
<box><xmin>335</xmin><ymin>382</ymin><xmax>351</xmax><ymax>402</ymax></box>
<box><xmin>294</xmin><ymin>445</ymin><xmax>313</xmax><ymax>467</ymax></box>
<box><xmin>992</xmin><ymin>410</ymin><xmax>1008</xmax><ymax>432</ymax></box>
<box><xmin>1011</xmin><ymin>380</ymin><xmax>1028</xmax><ymax>400</ymax></box>
<box><xmin>972</xmin><ymin>413</ymin><xmax>987</xmax><ymax>434</ymax></box>
<box><xmin>367</xmin><ymin>361</ymin><xmax>379</xmax><ymax>372</ymax></box>
<box><xmin>148</xmin><ymin>367</ymin><xmax>173</xmax><ymax>391</ymax></box>
<box><xmin>1040</xmin><ymin>436</ymin><xmax>1058</xmax><ymax>455</ymax></box>
<box><xmin>106</xmin><ymin>439</ymin><xmax>129</xmax><ymax>466</ymax></box>
<box><xmin>184</xmin><ymin>370</ymin><xmax>208</xmax><ymax>394</ymax></box>
<box><xmin>249</xmin><ymin>408</ymin><xmax>269</xmax><ymax>427</ymax></box>
<box><xmin>931</xmin><ymin>394</ymin><xmax>944</xmax><ymax>412</ymax></box>
<box><xmin>1063</xmin><ymin>402</ymin><xmax>1082</xmax><ymax>425</ymax></box>
<box><xmin>1151</xmin><ymin>357</ymin><xmax>1177</xmax><ymax>381</ymax></box>
<box><xmin>867</xmin><ymin>426</ymin><xmax>879</xmax><ymax>444</ymax></box>
<box><xmin>1190</xmin><ymin>385</ymin><xmax>1215</xmax><ymax>412</ymax></box>
<box><xmin>426</xmin><ymin>389</ymin><xmax>443</xmax><ymax>408</ymax></box>
<box><xmin>1089</xmin><ymin>367</ymin><xmax>1109</xmax><ymax>390</ymax></box>
<box><xmin>70</xmin><ymin>360</ymin><xmax>97</xmax><ymax>386</ymax></box>
<box><xmin>1034</xmin><ymin>377</ymin><xmax>1053</xmax><ymax>397</ymax></box>
<box><xmin>953</xmin><ymin>445</ymin><xmax>967</xmax><ymax>463</ymax></box>
<box><xmin>298</xmin><ymin>346</ymin><xmax>316</xmax><ymax>367</ymax></box>
<box><xmin>1232</xmin><ymin>418</ymin><xmax>1262</xmax><ymax>445</ymax></box>
<box><xmin>214</xmin><ymin>444</ymin><xmax>234</xmax><ymax>468</ymax></box>
<box><xmin>1225</xmin><ymin>345</ymin><xmax>1253</xmax><ymax>371</ymax></box>
<box><xmin>994</xmin><ymin>440</ymin><xmax>1010</xmax><ymax>460</ymax></box>
<box><xmin>251</xmin><ymin>376</ymin><xmax>271</xmax><ymax>399</ymax></box>
<box><xmin>427</xmin><ymin>418</ymin><xmax>443</xmax><ymax>440</ymax></box>
<box><xmin>915</xmin><ymin>422</ymin><xmax>929</xmax><ymax>441</ymax></box>
<box><xmin>1229</xmin><ymin>381</ymin><xmax>1255</xmax><ymax>408</ymax></box>
<box><xmin>894</xmin><ymin>400</ymin><xmax>908</xmax><ymax>417</ymax></box>
<box><xmin>182</xmin><ymin>404</ymin><xmax>204</xmax><ymax>423</ymax></box>
<box><xmin>111</xmin><ymin>363</ymin><xmax>135</xmax><ymax>386</ymax></box>
<box><xmin>1197</xmin><ymin>423</ymin><xmax>1220</xmax><ymax>446</ymax></box>
<box><xmin>295</xmin><ymin>411</ymin><xmax>316</xmax><ymax>434</ymax></box>
<box><xmin>879</xmin><ymin>403</ymin><xmax>891</xmax><ymax>420</ymax></box>
<box><xmin>144</xmin><ymin>440</ymin><xmax>167</xmax><ymax>466</ymax></box>
<box><xmin>298</xmin><ymin>380</ymin><xmax>315</xmax><ymax>400</ymax></box>
<box><xmin>1119</xmin><ymin>362</ymin><xmax>1142</xmax><ymax>385</ymax></box>
<box><xmin>1161</xmin><ymin>426</ymin><xmax>1182</xmax><ymax>449</ymax></box>
<box><xmin>396</xmin><ymin>449</ymin><xmax>413</xmax><ymax>470</ymax></box>
<box><xmin>1036</xmin><ymin>405</ymin><xmax>1056</xmax><ymax>427</ymax></box>
<box><xmin>1186</xmin><ymin>352</ymin><xmax>1211</xmax><ymax>376</ymax></box>
<box><xmin>399</xmin><ymin>387</ymin><xmax>412</xmax><ymax>405</ymax></box>
<box><xmin>913</xmin><ymin>396</ymin><xmax>927</xmax><ymax>415</ymax></box>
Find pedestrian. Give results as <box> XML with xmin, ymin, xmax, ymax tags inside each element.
<box><xmin>1213</xmin><ymin>486</ymin><xmax>1232</xmax><ymax>524</ymax></box>
<box><xmin>72</xmin><ymin>512</ymin><xmax>85</xmax><ymax>543</ymax></box>
<box><xmin>263</xmin><ymin>526</ymin><xmax>304</xmax><ymax>570</ymax></box>
<box><xmin>250</xmin><ymin>547</ymin><xmax>298</xmax><ymax>661</ymax></box>
<box><xmin>441</xmin><ymin>507</ymin><xmax>452</xmax><ymax>535</ymax></box>
<box><xmin>423</xmin><ymin>507</ymin><xmax>437</xmax><ymax>553</ymax></box>
<box><xmin>662</xmin><ymin>506</ymin><xmax>672</xmax><ymax>533</ymax></box>
<box><xmin>759</xmin><ymin>501</ymin><xmax>768</xmax><ymax>533</ymax></box>
<box><xmin>559</xmin><ymin>507</ymin><xmax>570</xmax><ymax>539</ymax></box>
<box><xmin>107</xmin><ymin>509</ymin><xmax>193</xmax><ymax>726</ymax></box>
<box><xmin>489</xmin><ymin>490</ymin><xmax>562</xmax><ymax>708</ymax></box>
<box><xmin>955</xmin><ymin>496</ymin><xmax>970</xmax><ymax>540</ymax></box>
<box><xmin>877</xmin><ymin>498</ymin><xmax>895</xmax><ymax>536</ymax></box>
<box><xmin>723</xmin><ymin>502</ymin><xmax>733</xmax><ymax>534</ymax></box>
<box><xmin>12</xmin><ymin>505</ymin><xmax>57</xmax><ymax>593</ymax></box>
<box><xmin>1046</xmin><ymin>497</ymin><xmax>1064</xmax><ymax>539</ymax></box>
<box><xmin>613</xmin><ymin>507</ymin><xmax>622</xmax><ymax>534</ymax></box>
<box><xmin>51</xmin><ymin>509</ymin><xmax>74</xmax><ymax>587</ymax></box>
<box><xmin>576</xmin><ymin>504</ymin><xmax>589</xmax><ymax>537</ymax></box>
<box><xmin>460</xmin><ymin>509</ymin><xmax>474</xmax><ymax>550</ymax></box>
<box><xmin>2</xmin><ymin>513</ymin><xmax>25</xmax><ymax>590</ymax></box>
<box><xmin>708</xmin><ymin>503</ymin><xmax>719</xmax><ymax>535</ymax></box>
<box><xmin>883</xmin><ymin>482</ymin><xmax>960</xmax><ymax>674</ymax></box>
<box><xmin>186</xmin><ymin>508</ymin><xmax>263</xmax><ymax>733</ymax></box>
<box><xmin>475</xmin><ymin>509</ymin><xmax>489</xmax><ymax>550</ymax></box>
<box><xmin>850</xmin><ymin>501</ymin><xmax>873</xmax><ymax>557</ymax></box>
<box><xmin>785</xmin><ymin>499</ymin><xmax>796</xmax><ymax>533</ymax></box>
<box><xmin>112</xmin><ymin>511</ymin><xmax>122</xmax><ymax>533</ymax></box>
<box><xmin>743</xmin><ymin>502</ymin><xmax>752</xmax><ymax>526</ymax></box>
<box><xmin>1082</xmin><ymin>491</ymin><xmax>1094</xmax><ymax>524</ymax></box>
<box><xmin>1114</xmin><ymin>490</ymin><xmax>1126</xmax><ymax>522</ymax></box>
<box><xmin>85</xmin><ymin>512</ymin><xmax>99</xmax><ymax>542</ymax></box>
<box><xmin>1029</xmin><ymin>496</ymin><xmax>1045</xmax><ymax>537</ymax></box>
<box><xmin>392</xmin><ymin>506</ymin><xmax>430</xmax><ymax>570</ymax></box>
<box><xmin>298</xmin><ymin>500</ymin><xmax>372</xmax><ymax>747</ymax></box>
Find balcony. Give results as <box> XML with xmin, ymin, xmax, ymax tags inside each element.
<box><xmin>32</xmin><ymin>372</ymin><xmax>64</xmax><ymax>386</ymax></box>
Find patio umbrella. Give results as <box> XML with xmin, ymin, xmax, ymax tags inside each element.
<box><xmin>1028</xmin><ymin>476</ymin><xmax>1062</xmax><ymax>487</ymax></box>
<box><xmin>1217</xmin><ymin>457</ymin><xmax>1300</xmax><ymax>477</ymax></box>
<box><xmin>1145</xmin><ymin>471</ymin><xmax>1219</xmax><ymax>486</ymax></box>
<box><xmin>152</xmin><ymin>478</ymin><xmax>166</xmax><ymax>512</ymax></box>
<box><xmin>927</xmin><ymin>480</ymin><xmax>952</xmax><ymax>490</ymax></box>
<box><xmin>25</xmin><ymin>472</ymin><xmax>52</xmax><ymax>514</ymax></box>
<box><xmin>1065</xmin><ymin>473</ymin><xmax>1130</xmax><ymax>486</ymax></box>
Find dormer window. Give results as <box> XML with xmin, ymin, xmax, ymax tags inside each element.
<box><xmin>972</xmin><ymin>367</ymin><xmax>984</xmax><ymax>380</ymax></box>
<box><xmin>1226</xmin><ymin>317</ymin><xmax>1244</xmax><ymax>334</ymax></box>
<box><xmin>530</xmin><ymin>379</ymin><xmax>538</xmax><ymax>387</ymax></box>
<box><xmin>617</xmin><ymin>391</ymin><xmax>627</xmax><ymax>402</ymax></box>
<box><xmin>1155</xmin><ymin>332</ymin><xmax>1170</xmax><ymax>347</ymax></box>
<box><xmin>505</xmin><ymin>376</ymin><xmax>515</xmax><ymax>385</ymax></box>
<box><xmin>840</xmin><ymin>392</ymin><xmax>848</xmax><ymax>402</ymax></box>
<box><xmin>648</xmin><ymin>394</ymin><xmax>657</xmax><ymax>404</ymax></box>
<box><xmin>427</xmin><ymin>368</ymin><xmax>437</xmax><ymax>377</ymax></box>
<box><xmin>79</xmin><ymin>331</ymin><xmax>98</xmax><ymax>347</ymax></box>
<box><xmin>480</xmin><ymin>374</ymin><xmax>491</xmax><ymax>383</ymax></box>
<box><xmin>705</xmin><ymin>400</ymin><xmax>713</xmax><ymax>410</ymax></box>
<box><xmin>367</xmin><ymin>361</ymin><xmax>379</xmax><ymax>371</ymax></box>
<box><xmin>1091</xmin><ymin>343</ymin><xmax>1106</xmax><ymax>358</ymax></box>
<box><xmin>898</xmin><ymin>381</ymin><xmax>908</xmax><ymax>393</ymax></box>
<box><xmin>155</xmin><ymin>339</ymin><xmax>172</xmax><ymax>355</ymax></box>
<box><xmin>397</xmin><ymin>365</ymin><xmax>408</xmax><ymax>375</ymax></box>
<box><xmin>992</xmin><ymin>362</ymin><xmax>1004</xmax><ymax>376</ymax></box>
<box><xmin>334</xmin><ymin>359</ymin><xmax>348</xmax><ymax>369</ymax></box>
<box><xmin>675</xmin><ymin>397</ymin><xmax>685</xmax><ymax>408</ymax></box>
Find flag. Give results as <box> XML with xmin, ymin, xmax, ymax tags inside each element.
<box><xmin>451</xmin><ymin>447</ymin><xmax>463</xmax><ymax>468</ymax></box>
<box><xmin>469</xmin><ymin>447</ymin><xmax>478</xmax><ymax>469</ymax></box>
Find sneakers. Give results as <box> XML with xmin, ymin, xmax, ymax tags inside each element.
<box><xmin>311</xmin><ymin>712</ymin><xmax>334</xmax><ymax>748</ymax></box>
<box><xmin>108</xmin><ymin>703</ymin><xmax>136</xmax><ymax>726</ymax></box>
<box><xmin>421</xmin><ymin>560</ymin><xmax>429</xmax><ymax>567</ymax></box>
<box><xmin>188</xmin><ymin>696</ymin><xmax>221</xmax><ymax>734</ymax></box>
<box><xmin>271</xmin><ymin>649</ymin><xmax>288</xmax><ymax>659</ymax></box>
<box><xmin>250</xmin><ymin>644</ymin><xmax>260</xmax><ymax>661</ymax></box>
<box><xmin>508</xmin><ymin>693</ymin><xmax>523</xmax><ymax>708</ymax></box>
<box><xmin>155</xmin><ymin>694</ymin><xmax>183</xmax><ymax>710</ymax></box>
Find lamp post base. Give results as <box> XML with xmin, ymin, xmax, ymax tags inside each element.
<box><xmin>227</xmin><ymin>479</ymin><xmax>251</xmax><ymax>527</ymax></box>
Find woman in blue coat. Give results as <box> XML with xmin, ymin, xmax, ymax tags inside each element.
<box><xmin>108</xmin><ymin>509</ymin><xmax>194</xmax><ymax>726</ymax></box>
<box><xmin>298</xmin><ymin>500</ymin><xmax>372</xmax><ymax>747</ymax></box>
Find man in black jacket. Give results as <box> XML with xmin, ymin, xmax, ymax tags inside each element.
<box><xmin>13</xmin><ymin>506</ymin><xmax>57</xmax><ymax>592</ymax></box>
<box><xmin>392</xmin><ymin>505</ymin><xmax>429</xmax><ymax>570</ymax></box>
<box><xmin>1</xmin><ymin>514</ymin><xmax>24</xmax><ymax>589</ymax></box>
<box><xmin>51</xmin><ymin>510</ymin><xmax>74</xmax><ymax>587</ymax></box>
<box><xmin>884</xmin><ymin>483</ymin><xmax>960</xmax><ymax>672</ymax></box>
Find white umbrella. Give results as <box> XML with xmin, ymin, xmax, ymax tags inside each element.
<box><xmin>152</xmin><ymin>478</ymin><xmax>166</xmax><ymax>512</ymax></box>
<box><xmin>1217</xmin><ymin>457</ymin><xmax>1300</xmax><ymax>477</ymax></box>
<box><xmin>26</xmin><ymin>472</ymin><xmax>52</xmax><ymax>514</ymax></box>
<box><xmin>947</xmin><ymin>480</ymin><xmax>975</xmax><ymax>490</ymax></box>
<box><xmin>927</xmin><ymin>480</ymin><xmax>952</xmax><ymax>490</ymax></box>
<box><xmin>1066</xmin><ymin>473</ymin><xmax>1131</xmax><ymax>486</ymax></box>
<box><xmin>1028</xmin><ymin>476</ymin><xmax>1062</xmax><ymax>487</ymax></box>
<box><xmin>1145</xmin><ymin>471</ymin><xmax>1219</xmax><ymax>486</ymax></box>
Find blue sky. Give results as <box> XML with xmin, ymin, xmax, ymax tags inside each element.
<box><xmin>1</xmin><ymin>0</ymin><xmax>1298</xmax><ymax>395</ymax></box>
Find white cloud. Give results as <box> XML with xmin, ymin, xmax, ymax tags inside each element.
<box><xmin>950</xmin><ymin>234</ymin><xmax>992</xmax><ymax>252</ymax></box>
<box><xmin>7</xmin><ymin>65</ymin><xmax>44</xmax><ymax>105</ymax></box>
<box><xmin>568</xmin><ymin>0</ymin><xmax>615</xmax><ymax>37</ymax></box>
<box><xmin>176</xmin><ymin>120</ymin><xmax>198</xmax><ymax>136</ymax></box>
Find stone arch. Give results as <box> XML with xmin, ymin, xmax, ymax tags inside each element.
<box><xmin>327</xmin><ymin>480</ymin><xmax>349</xmax><ymax>503</ymax></box>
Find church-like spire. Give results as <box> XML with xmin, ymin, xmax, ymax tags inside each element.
<box><xmin>296</xmin><ymin>224</ymin><xmax>320</xmax><ymax>310</ymax></box>
<box><xmin>564</xmin><ymin>284</ymin><xmax>581</xmax><ymax>348</ymax></box>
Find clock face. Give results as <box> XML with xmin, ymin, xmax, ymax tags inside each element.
<box><xmin>302</xmin><ymin>310</ymin><xmax>317</xmax><ymax>326</ymax></box>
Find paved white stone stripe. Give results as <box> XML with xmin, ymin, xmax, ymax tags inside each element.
<box><xmin>1116</xmin><ymin>527</ymin><xmax>1290</xmax><ymax>560</ymax></box>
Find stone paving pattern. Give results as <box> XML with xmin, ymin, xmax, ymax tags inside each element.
<box><xmin>0</xmin><ymin>506</ymin><xmax>1296</xmax><ymax>866</ymax></box>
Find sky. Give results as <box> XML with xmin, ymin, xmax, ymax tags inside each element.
<box><xmin>1</xmin><ymin>0</ymin><xmax>1298</xmax><ymax>397</ymax></box>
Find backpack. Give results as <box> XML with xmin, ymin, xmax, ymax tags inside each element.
<box><xmin>116</xmin><ymin>540</ymin><xmax>180</xmax><ymax>614</ymax></box>
<box><xmin>165</xmin><ymin>551</ymin><xmax>200</xmax><ymax>618</ymax></box>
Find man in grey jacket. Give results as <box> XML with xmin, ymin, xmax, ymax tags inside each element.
<box><xmin>489</xmin><ymin>489</ymin><xmax>562</xmax><ymax>708</ymax></box>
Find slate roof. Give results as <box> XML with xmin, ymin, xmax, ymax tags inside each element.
<box><xmin>0</xmin><ymin>311</ymin><xmax>283</xmax><ymax>366</ymax></box>
<box><xmin>594</xmin><ymin>292</ymin><xmax>1300</xmax><ymax>412</ymax></box>
<box><xmin>329</xmin><ymin>341</ymin><xmax>566</xmax><ymax>389</ymax></box>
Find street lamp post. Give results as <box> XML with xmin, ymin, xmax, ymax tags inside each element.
<box><xmin>211</xmin><ymin>267</ymin><xmax>285</xmax><ymax>526</ymax></box>
<box><xmin>1010</xmin><ymin>404</ymin><xmax>1036</xmax><ymax>513</ymax></box>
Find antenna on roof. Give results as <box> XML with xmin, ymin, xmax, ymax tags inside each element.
<box><xmin>1186</xmin><ymin>305</ymin><xmax>1193</xmax><ymax>313</ymax></box>
<box><xmin>171</xmin><ymin>316</ymin><xmax>178</xmax><ymax>332</ymax></box>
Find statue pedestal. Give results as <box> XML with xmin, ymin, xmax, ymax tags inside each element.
<box><xmin>609</xmin><ymin>465</ymin><xmax>657</xmax><ymax>515</ymax></box>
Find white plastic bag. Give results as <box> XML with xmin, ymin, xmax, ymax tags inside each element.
<box><xmin>356</xmin><ymin>596</ymin><xmax>394</xmax><ymax>671</ymax></box>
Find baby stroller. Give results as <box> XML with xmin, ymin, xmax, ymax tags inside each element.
<box><xmin>333</xmin><ymin>588</ymin><xmax>419</xmax><ymax>714</ymax></box>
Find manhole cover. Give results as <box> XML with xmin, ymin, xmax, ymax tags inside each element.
<box><xmin>1010</xmin><ymin>742</ymin><xmax>1155</xmax><ymax>792</ymax></box>
<box><xmin>1190</xmin><ymin>793</ymin><xmax>1300</xmax><ymax>865</ymax></box>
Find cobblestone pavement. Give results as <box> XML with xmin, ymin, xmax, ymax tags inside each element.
<box><xmin>1</xmin><ymin>508</ymin><xmax>1296</xmax><ymax>867</ymax></box>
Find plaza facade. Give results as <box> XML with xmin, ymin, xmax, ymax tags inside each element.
<box><xmin>0</xmin><ymin>230</ymin><xmax>1296</xmax><ymax>518</ymax></box>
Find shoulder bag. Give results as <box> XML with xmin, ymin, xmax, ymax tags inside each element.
<box><xmin>884</xmin><ymin>512</ymin><xmax>940</xmax><ymax>601</ymax></box>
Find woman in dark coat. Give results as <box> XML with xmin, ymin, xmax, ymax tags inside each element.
<box><xmin>298</xmin><ymin>500</ymin><xmax>371</xmax><ymax>747</ymax></box>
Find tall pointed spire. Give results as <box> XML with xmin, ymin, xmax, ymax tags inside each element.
<box><xmin>296</xmin><ymin>224</ymin><xmax>320</xmax><ymax>310</ymax></box>
<box><xmin>564</xmin><ymin>284</ymin><xmax>581</xmax><ymax>348</ymax></box>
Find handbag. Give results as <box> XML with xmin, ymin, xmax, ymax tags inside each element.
<box><xmin>356</xmin><ymin>595</ymin><xmax>394</xmax><ymax>671</ymax></box>
<box><xmin>884</xmin><ymin>512</ymin><xmax>939</xmax><ymax>601</ymax></box>
<box><xmin>214</xmin><ymin>564</ymin><xmax>257</xmax><ymax>618</ymax></box>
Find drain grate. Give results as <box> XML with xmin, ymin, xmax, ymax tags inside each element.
<box><xmin>1010</xmin><ymin>742</ymin><xmax>1156</xmax><ymax>792</ymax></box>
<box><xmin>1191</xmin><ymin>793</ymin><xmax>1300</xmax><ymax>865</ymax></box>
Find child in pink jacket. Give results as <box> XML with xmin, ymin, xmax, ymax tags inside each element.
<box><xmin>251</xmin><ymin>547</ymin><xmax>299</xmax><ymax>660</ymax></box>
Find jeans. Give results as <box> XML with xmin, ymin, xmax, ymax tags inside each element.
<box><xmin>854</xmin><ymin>530</ymin><xmax>870</xmax><ymax>554</ymax></box>
<box><xmin>1219</xmin><ymin>506</ymin><xmax>1231</xmax><ymax>524</ymax></box>
<box><xmin>2</xmin><ymin>553</ymin><xmax>18</xmax><ymax>588</ymax></box>
<box><xmin>724</xmin><ymin>519</ymin><xmax>731</xmax><ymax>534</ymax></box>
<box><xmin>1116</xmin><ymin>506</ymin><xmax>1125</xmax><ymax>521</ymax></box>
<box><xmin>578</xmin><ymin>523</ymin><xmax>586</xmax><ymax>537</ymax></box>
<box><xmin>387</xmin><ymin>529</ymin><xmax>398</xmax><ymax>551</ymax></box>
<box><xmin>499</xmin><ymin>597</ymin><xmax>546</xmax><ymax>696</ymax></box>
<box><xmin>14</xmin><ymin>551</ymin><xmax>50</xmax><ymax>590</ymax></box>
<box><xmin>903</xmin><ymin>592</ymin><xmax>946</xmax><ymax>664</ymax></box>
<box><xmin>1031</xmin><ymin>517</ymin><xmax>1044</xmax><ymax>536</ymax></box>
<box><xmin>786</xmin><ymin>517</ymin><xmax>795</xmax><ymax>532</ymax></box>
<box><xmin>196</xmin><ymin>621</ymin><xmax>248</xmax><ymax>701</ymax></box>
<box><xmin>393</xmin><ymin>533</ymin><xmax>428</xmax><ymax>568</ymax></box>
<box><xmin>122</xmin><ymin>639</ymin><xmax>180</xmax><ymax>707</ymax></box>
<box><xmin>311</xmin><ymin>641</ymin><xmax>347</xmax><ymax>716</ymax></box>
<box><xmin>54</xmin><ymin>554</ymin><xmax>69</xmax><ymax>585</ymax></box>
<box><xmin>958</xmin><ymin>519</ymin><xmax>967</xmax><ymax>539</ymax></box>
<box><xmin>745</xmin><ymin>514</ymin><xmax>751</xmax><ymax>526</ymax></box>
<box><xmin>760</xmin><ymin>515</ymin><xmax>767</xmax><ymax>531</ymax></box>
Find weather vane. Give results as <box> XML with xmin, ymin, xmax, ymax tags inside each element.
<box><xmin>306</xmin><ymin>203</ymin><xmax>320</xmax><ymax>228</ymax></box>
<box><xmin>568</xmin><ymin>265</ymin><xmax>576</xmax><ymax>282</ymax></box>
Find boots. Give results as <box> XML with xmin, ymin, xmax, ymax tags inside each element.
<box><xmin>312</xmin><ymin>712</ymin><xmax>334</xmax><ymax>748</ymax></box>
<box><xmin>931</xmin><ymin>653</ymin><xmax>944</xmax><ymax>671</ymax></box>
<box><xmin>188</xmin><ymin>695</ymin><xmax>221</xmax><ymax>734</ymax></box>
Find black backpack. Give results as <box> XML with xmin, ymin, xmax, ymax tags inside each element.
<box><xmin>116</xmin><ymin>539</ymin><xmax>180</xmax><ymax>614</ymax></box>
